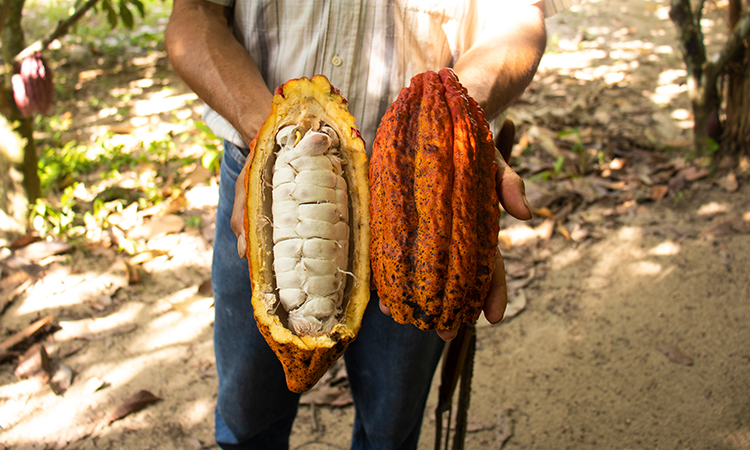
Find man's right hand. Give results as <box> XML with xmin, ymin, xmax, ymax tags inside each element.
<box><xmin>230</xmin><ymin>147</ymin><xmax>254</xmax><ymax>259</ymax></box>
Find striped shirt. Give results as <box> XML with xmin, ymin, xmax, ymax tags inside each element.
<box><xmin>203</xmin><ymin>0</ymin><xmax>577</xmax><ymax>152</ymax></box>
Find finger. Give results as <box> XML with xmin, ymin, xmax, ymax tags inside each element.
<box><xmin>495</xmin><ymin>152</ymin><xmax>532</xmax><ymax>221</ymax></box>
<box><xmin>483</xmin><ymin>250</ymin><xmax>508</xmax><ymax>324</ymax></box>
<box><xmin>379</xmin><ymin>299</ymin><xmax>392</xmax><ymax>316</ymax></box>
<box><xmin>230</xmin><ymin>161</ymin><xmax>250</xmax><ymax>258</ymax></box>
<box><xmin>495</xmin><ymin>119</ymin><xmax>515</xmax><ymax>164</ymax></box>
<box><xmin>437</xmin><ymin>326</ymin><xmax>459</xmax><ymax>341</ymax></box>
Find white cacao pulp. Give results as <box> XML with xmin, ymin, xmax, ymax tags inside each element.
<box><xmin>271</xmin><ymin>124</ymin><xmax>349</xmax><ymax>335</ymax></box>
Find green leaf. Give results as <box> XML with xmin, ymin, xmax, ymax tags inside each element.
<box><xmin>557</xmin><ymin>128</ymin><xmax>580</xmax><ymax>138</ymax></box>
<box><xmin>201</xmin><ymin>149</ymin><xmax>220</xmax><ymax>171</ymax></box>
<box><xmin>195</xmin><ymin>121</ymin><xmax>218</xmax><ymax>140</ymax></box>
<box><xmin>102</xmin><ymin>0</ymin><xmax>119</xmax><ymax>28</ymax></box>
<box><xmin>554</xmin><ymin>155</ymin><xmax>565</xmax><ymax>173</ymax></box>
<box><xmin>530</xmin><ymin>171</ymin><xmax>551</xmax><ymax>182</ymax></box>
<box><xmin>119</xmin><ymin>0</ymin><xmax>134</xmax><ymax>29</ymax></box>
<box><xmin>129</xmin><ymin>0</ymin><xmax>146</xmax><ymax>17</ymax></box>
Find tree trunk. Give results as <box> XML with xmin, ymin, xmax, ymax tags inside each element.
<box><xmin>0</xmin><ymin>112</ymin><xmax>27</xmax><ymax>241</ymax></box>
<box><xmin>723</xmin><ymin>0</ymin><xmax>750</xmax><ymax>160</ymax></box>
<box><xmin>1</xmin><ymin>0</ymin><xmax>39</xmax><ymax>206</ymax></box>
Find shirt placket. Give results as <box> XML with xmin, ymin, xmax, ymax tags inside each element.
<box><xmin>325</xmin><ymin>0</ymin><xmax>362</xmax><ymax>97</ymax></box>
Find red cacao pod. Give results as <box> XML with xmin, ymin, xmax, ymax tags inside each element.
<box><xmin>13</xmin><ymin>52</ymin><xmax>54</xmax><ymax>116</ymax></box>
<box><xmin>11</xmin><ymin>73</ymin><xmax>33</xmax><ymax>117</ymax></box>
<box><xmin>369</xmin><ymin>68</ymin><xmax>500</xmax><ymax>331</ymax></box>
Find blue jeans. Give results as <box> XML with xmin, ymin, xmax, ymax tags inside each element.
<box><xmin>212</xmin><ymin>141</ymin><xmax>445</xmax><ymax>450</ymax></box>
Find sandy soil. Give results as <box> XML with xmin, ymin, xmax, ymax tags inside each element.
<box><xmin>1</xmin><ymin>0</ymin><xmax>749</xmax><ymax>449</ymax></box>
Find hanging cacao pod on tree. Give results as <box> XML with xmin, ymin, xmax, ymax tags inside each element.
<box><xmin>242</xmin><ymin>75</ymin><xmax>370</xmax><ymax>393</ymax></box>
<box><xmin>12</xmin><ymin>52</ymin><xmax>54</xmax><ymax>117</ymax></box>
<box><xmin>369</xmin><ymin>68</ymin><xmax>500</xmax><ymax>332</ymax></box>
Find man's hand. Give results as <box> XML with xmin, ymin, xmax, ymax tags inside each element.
<box><xmin>230</xmin><ymin>151</ymin><xmax>254</xmax><ymax>259</ymax></box>
<box><xmin>166</xmin><ymin>0</ymin><xmax>272</xmax><ymax>260</ymax></box>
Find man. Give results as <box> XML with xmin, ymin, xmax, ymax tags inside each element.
<box><xmin>166</xmin><ymin>1</ymin><xmax>564</xmax><ymax>448</ymax></box>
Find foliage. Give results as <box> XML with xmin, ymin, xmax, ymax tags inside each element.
<box><xmin>87</xmin><ymin>0</ymin><xmax>146</xmax><ymax>29</ymax></box>
<box><xmin>195</xmin><ymin>120</ymin><xmax>222</xmax><ymax>172</ymax></box>
<box><xmin>30</xmin><ymin>128</ymin><xmax>204</xmax><ymax>241</ymax></box>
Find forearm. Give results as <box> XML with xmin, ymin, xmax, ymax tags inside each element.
<box><xmin>453</xmin><ymin>2</ymin><xmax>546</xmax><ymax>120</ymax></box>
<box><xmin>165</xmin><ymin>0</ymin><xmax>273</xmax><ymax>145</ymax></box>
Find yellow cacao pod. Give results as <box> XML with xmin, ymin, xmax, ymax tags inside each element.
<box><xmin>243</xmin><ymin>75</ymin><xmax>370</xmax><ymax>393</ymax></box>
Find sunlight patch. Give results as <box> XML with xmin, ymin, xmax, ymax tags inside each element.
<box><xmin>671</xmin><ymin>108</ymin><xmax>690</xmax><ymax>120</ymax></box>
<box><xmin>179</xmin><ymin>397</ymin><xmax>215</xmax><ymax>427</ymax></box>
<box><xmin>549</xmin><ymin>247</ymin><xmax>583</xmax><ymax>271</ymax></box>
<box><xmin>697</xmin><ymin>201</ymin><xmax>730</xmax><ymax>217</ymax></box>
<box><xmin>628</xmin><ymin>260</ymin><xmax>663</xmax><ymax>276</ymax></box>
<box><xmin>133</xmin><ymin>93</ymin><xmax>198</xmax><ymax>117</ymax></box>
<box><xmin>56</xmin><ymin>302</ymin><xmax>144</xmax><ymax>341</ymax></box>
<box><xmin>498</xmin><ymin>220</ymin><xmax>555</xmax><ymax>248</ymax></box>
<box><xmin>654</xmin><ymin>6</ymin><xmax>670</xmax><ymax>20</ymax></box>
<box><xmin>618</xmin><ymin>226</ymin><xmax>643</xmax><ymax>241</ymax></box>
<box><xmin>16</xmin><ymin>259</ymin><xmax>129</xmax><ymax>316</ymax></box>
<box><xmin>654</xmin><ymin>45</ymin><xmax>674</xmax><ymax>54</ymax></box>
<box><xmin>648</xmin><ymin>240</ymin><xmax>681</xmax><ymax>256</ymax></box>
<box><xmin>125</xmin><ymin>290</ymin><xmax>214</xmax><ymax>352</ymax></box>
<box><xmin>184</xmin><ymin>185</ymin><xmax>219</xmax><ymax>209</ymax></box>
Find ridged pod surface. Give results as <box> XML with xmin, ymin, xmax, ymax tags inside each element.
<box><xmin>12</xmin><ymin>52</ymin><xmax>54</xmax><ymax>117</ymax></box>
<box><xmin>244</xmin><ymin>75</ymin><xmax>370</xmax><ymax>393</ymax></box>
<box><xmin>369</xmin><ymin>68</ymin><xmax>500</xmax><ymax>331</ymax></box>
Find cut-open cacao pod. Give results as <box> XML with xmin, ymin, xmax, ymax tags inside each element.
<box><xmin>369</xmin><ymin>68</ymin><xmax>500</xmax><ymax>332</ymax></box>
<box><xmin>243</xmin><ymin>75</ymin><xmax>370</xmax><ymax>393</ymax></box>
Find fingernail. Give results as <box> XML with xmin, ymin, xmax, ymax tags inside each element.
<box><xmin>237</xmin><ymin>234</ymin><xmax>247</xmax><ymax>258</ymax></box>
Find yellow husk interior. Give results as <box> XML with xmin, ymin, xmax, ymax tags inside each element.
<box><xmin>244</xmin><ymin>75</ymin><xmax>370</xmax><ymax>393</ymax></box>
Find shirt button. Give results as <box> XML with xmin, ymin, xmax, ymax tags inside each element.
<box><xmin>332</xmin><ymin>56</ymin><xmax>343</xmax><ymax>66</ymax></box>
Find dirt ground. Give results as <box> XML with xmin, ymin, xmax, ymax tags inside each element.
<box><xmin>1</xmin><ymin>0</ymin><xmax>749</xmax><ymax>449</ymax></box>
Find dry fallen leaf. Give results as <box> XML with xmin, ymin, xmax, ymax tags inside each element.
<box><xmin>570</xmin><ymin>224</ymin><xmax>589</xmax><ymax>242</ymax></box>
<box><xmin>504</xmin><ymin>260</ymin><xmax>531</xmax><ymax>279</ymax></box>
<box><xmin>651</xmin><ymin>185</ymin><xmax>669</xmax><ymax>200</ymax></box>
<box><xmin>8</xmin><ymin>233</ymin><xmax>41</xmax><ymax>249</ymax></box>
<box><xmin>197</xmin><ymin>278</ymin><xmax>213</xmax><ymax>297</ymax></box>
<box><xmin>497</xmin><ymin>408</ymin><xmax>514</xmax><ymax>449</ymax></box>
<box><xmin>680</xmin><ymin>166</ymin><xmax>711</xmax><ymax>182</ymax></box>
<box><xmin>105</xmin><ymin>390</ymin><xmax>162</xmax><ymax>425</ymax></box>
<box><xmin>14</xmin><ymin>240</ymin><xmax>71</xmax><ymax>261</ymax></box>
<box><xmin>107</xmin><ymin>202</ymin><xmax>140</xmax><ymax>231</ymax></box>
<box><xmin>0</xmin><ymin>270</ymin><xmax>32</xmax><ymax>314</ymax></box>
<box><xmin>50</xmin><ymin>364</ymin><xmax>75</xmax><ymax>395</ymax></box>
<box><xmin>128</xmin><ymin>250</ymin><xmax>168</xmax><ymax>266</ymax></box>
<box><xmin>700</xmin><ymin>215</ymin><xmax>750</xmax><ymax>239</ymax></box>
<box><xmin>533</xmin><ymin>207</ymin><xmax>555</xmax><ymax>219</ymax></box>
<box><xmin>503</xmin><ymin>289</ymin><xmax>527</xmax><ymax>321</ymax></box>
<box><xmin>656</xmin><ymin>343</ymin><xmax>693</xmax><ymax>366</ymax></box>
<box><xmin>84</xmin><ymin>377</ymin><xmax>108</xmax><ymax>394</ymax></box>
<box><xmin>14</xmin><ymin>343</ymin><xmax>51</xmax><ymax>380</ymax></box>
<box><xmin>0</xmin><ymin>315</ymin><xmax>55</xmax><ymax>352</ymax></box>
<box><xmin>556</xmin><ymin>222</ymin><xmax>571</xmax><ymax>241</ymax></box>
<box><xmin>128</xmin><ymin>214</ymin><xmax>185</xmax><ymax>240</ymax></box>
<box><xmin>717</xmin><ymin>171</ymin><xmax>739</xmax><ymax>192</ymax></box>
<box><xmin>126</xmin><ymin>262</ymin><xmax>143</xmax><ymax>285</ymax></box>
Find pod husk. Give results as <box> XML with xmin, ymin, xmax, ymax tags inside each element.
<box><xmin>369</xmin><ymin>68</ymin><xmax>500</xmax><ymax>331</ymax></box>
<box><xmin>244</xmin><ymin>75</ymin><xmax>370</xmax><ymax>393</ymax></box>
